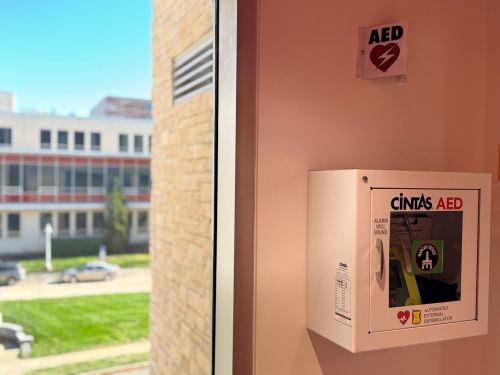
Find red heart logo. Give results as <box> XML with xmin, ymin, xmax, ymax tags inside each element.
<box><xmin>397</xmin><ymin>310</ymin><xmax>410</xmax><ymax>325</ymax></box>
<box><xmin>370</xmin><ymin>43</ymin><xmax>400</xmax><ymax>72</ymax></box>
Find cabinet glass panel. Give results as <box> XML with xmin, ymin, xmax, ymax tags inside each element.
<box><xmin>388</xmin><ymin>211</ymin><xmax>463</xmax><ymax>308</ymax></box>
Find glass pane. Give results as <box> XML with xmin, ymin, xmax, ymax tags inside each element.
<box><xmin>93</xmin><ymin>212</ymin><xmax>104</xmax><ymax>232</ymax></box>
<box><xmin>40</xmin><ymin>213</ymin><xmax>52</xmax><ymax>230</ymax></box>
<box><xmin>138</xmin><ymin>168</ymin><xmax>150</xmax><ymax>190</ymax></box>
<box><xmin>91</xmin><ymin>166</ymin><xmax>104</xmax><ymax>187</ymax></box>
<box><xmin>91</xmin><ymin>133</ymin><xmax>101</xmax><ymax>150</ymax></box>
<box><xmin>41</xmin><ymin>130</ymin><xmax>51</xmax><ymax>148</ymax></box>
<box><xmin>75</xmin><ymin>132</ymin><xmax>84</xmax><ymax>149</ymax></box>
<box><xmin>388</xmin><ymin>211</ymin><xmax>463</xmax><ymax>307</ymax></box>
<box><xmin>76</xmin><ymin>212</ymin><xmax>87</xmax><ymax>234</ymax></box>
<box><xmin>134</xmin><ymin>135</ymin><xmax>143</xmax><ymax>152</ymax></box>
<box><xmin>0</xmin><ymin>128</ymin><xmax>12</xmax><ymax>145</ymax></box>
<box><xmin>41</xmin><ymin>165</ymin><xmax>56</xmax><ymax>186</ymax></box>
<box><xmin>7</xmin><ymin>164</ymin><xmax>20</xmax><ymax>186</ymax></box>
<box><xmin>59</xmin><ymin>165</ymin><xmax>72</xmax><ymax>193</ymax></box>
<box><xmin>8</xmin><ymin>213</ymin><xmax>20</xmax><ymax>237</ymax></box>
<box><xmin>75</xmin><ymin>167</ymin><xmax>88</xmax><ymax>187</ymax></box>
<box><xmin>122</xmin><ymin>167</ymin><xmax>133</xmax><ymax>187</ymax></box>
<box><xmin>58</xmin><ymin>212</ymin><xmax>70</xmax><ymax>236</ymax></box>
<box><xmin>119</xmin><ymin>134</ymin><xmax>128</xmax><ymax>151</ymax></box>
<box><xmin>23</xmin><ymin>164</ymin><xmax>38</xmax><ymax>192</ymax></box>
<box><xmin>58</xmin><ymin>131</ymin><xmax>68</xmax><ymax>149</ymax></box>
<box><xmin>107</xmin><ymin>166</ymin><xmax>119</xmax><ymax>191</ymax></box>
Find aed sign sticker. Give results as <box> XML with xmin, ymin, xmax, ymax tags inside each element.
<box><xmin>411</xmin><ymin>240</ymin><xmax>444</xmax><ymax>274</ymax></box>
<box><xmin>356</xmin><ymin>21</ymin><xmax>408</xmax><ymax>79</ymax></box>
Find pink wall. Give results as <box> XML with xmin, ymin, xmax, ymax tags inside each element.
<box><xmin>238</xmin><ymin>0</ymin><xmax>500</xmax><ymax>373</ymax></box>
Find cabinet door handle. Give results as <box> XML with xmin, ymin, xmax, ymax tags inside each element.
<box><xmin>375</xmin><ymin>239</ymin><xmax>384</xmax><ymax>281</ymax></box>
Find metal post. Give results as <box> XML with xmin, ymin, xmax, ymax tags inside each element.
<box><xmin>44</xmin><ymin>223</ymin><xmax>53</xmax><ymax>272</ymax></box>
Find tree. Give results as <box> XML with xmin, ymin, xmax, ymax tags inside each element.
<box><xmin>104</xmin><ymin>177</ymin><xmax>129</xmax><ymax>254</ymax></box>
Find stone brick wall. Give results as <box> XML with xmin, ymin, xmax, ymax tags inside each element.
<box><xmin>150</xmin><ymin>0</ymin><xmax>213</xmax><ymax>373</ymax></box>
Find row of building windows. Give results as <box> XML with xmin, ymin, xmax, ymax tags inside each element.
<box><xmin>0</xmin><ymin>162</ymin><xmax>150</xmax><ymax>193</ymax></box>
<box><xmin>0</xmin><ymin>127</ymin><xmax>151</xmax><ymax>153</ymax></box>
<box><xmin>0</xmin><ymin>211</ymin><xmax>148</xmax><ymax>238</ymax></box>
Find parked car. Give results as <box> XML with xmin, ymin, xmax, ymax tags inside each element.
<box><xmin>0</xmin><ymin>262</ymin><xmax>26</xmax><ymax>286</ymax></box>
<box><xmin>61</xmin><ymin>261</ymin><xmax>120</xmax><ymax>283</ymax></box>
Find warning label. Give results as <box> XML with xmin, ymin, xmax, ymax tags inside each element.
<box><xmin>335</xmin><ymin>260</ymin><xmax>352</xmax><ymax>326</ymax></box>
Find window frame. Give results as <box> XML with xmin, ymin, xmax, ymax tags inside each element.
<box><xmin>7</xmin><ymin>213</ymin><xmax>20</xmax><ymax>238</ymax></box>
<box><xmin>0</xmin><ymin>128</ymin><xmax>12</xmax><ymax>147</ymax></box>
<box><xmin>58</xmin><ymin>130</ymin><xmax>68</xmax><ymax>150</ymax></box>
<box><xmin>91</xmin><ymin>132</ymin><xmax>101</xmax><ymax>151</ymax></box>
<box><xmin>40</xmin><ymin>129</ymin><xmax>51</xmax><ymax>149</ymax></box>
<box><xmin>119</xmin><ymin>134</ymin><xmax>128</xmax><ymax>152</ymax></box>
<box><xmin>134</xmin><ymin>135</ymin><xmax>143</xmax><ymax>153</ymax></box>
<box><xmin>74</xmin><ymin>131</ymin><xmax>85</xmax><ymax>150</ymax></box>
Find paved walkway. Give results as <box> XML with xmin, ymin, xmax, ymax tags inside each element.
<box><xmin>1</xmin><ymin>341</ymin><xmax>150</xmax><ymax>375</ymax></box>
<box><xmin>0</xmin><ymin>268</ymin><xmax>151</xmax><ymax>301</ymax></box>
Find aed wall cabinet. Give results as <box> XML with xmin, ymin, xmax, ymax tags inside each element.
<box><xmin>306</xmin><ymin>170</ymin><xmax>491</xmax><ymax>352</ymax></box>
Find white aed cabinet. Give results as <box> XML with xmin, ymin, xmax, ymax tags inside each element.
<box><xmin>306</xmin><ymin>170</ymin><xmax>491</xmax><ymax>352</ymax></box>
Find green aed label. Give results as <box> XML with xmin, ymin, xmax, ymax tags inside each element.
<box><xmin>411</xmin><ymin>240</ymin><xmax>444</xmax><ymax>274</ymax></box>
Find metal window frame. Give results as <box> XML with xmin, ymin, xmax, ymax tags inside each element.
<box><xmin>213</xmin><ymin>0</ymin><xmax>237</xmax><ymax>374</ymax></box>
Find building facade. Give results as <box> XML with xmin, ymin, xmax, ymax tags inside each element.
<box><xmin>0</xmin><ymin>94</ymin><xmax>151</xmax><ymax>256</ymax></box>
<box><xmin>150</xmin><ymin>0</ymin><xmax>214</xmax><ymax>373</ymax></box>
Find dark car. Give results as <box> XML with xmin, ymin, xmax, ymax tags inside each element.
<box><xmin>0</xmin><ymin>262</ymin><xmax>26</xmax><ymax>286</ymax></box>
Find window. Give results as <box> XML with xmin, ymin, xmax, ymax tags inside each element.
<box><xmin>40</xmin><ymin>130</ymin><xmax>51</xmax><ymax>149</ymax></box>
<box><xmin>92</xmin><ymin>212</ymin><xmax>104</xmax><ymax>234</ymax></box>
<box><xmin>148</xmin><ymin>135</ymin><xmax>152</xmax><ymax>153</ymax></box>
<box><xmin>128</xmin><ymin>212</ymin><xmax>133</xmax><ymax>228</ymax></box>
<box><xmin>91</xmin><ymin>165</ymin><xmax>104</xmax><ymax>188</ymax></box>
<box><xmin>138</xmin><ymin>211</ymin><xmax>148</xmax><ymax>233</ymax></box>
<box><xmin>23</xmin><ymin>164</ymin><xmax>38</xmax><ymax>192</ymax></box>
<box><xmin>138</xmin><ymin>167</ymin><xmax>150</xmax><ymax>192</ymax></box>
<box><xmin>119</xmin><ymin>134</ymin><xmax>128</xmax><ymax>152</ymax></box>
<box><xmin>74</xmin><ymin>132</ymin><xmax>85</xmax><ymax>150</ymax></box>
<box><xmin>58</xmin><ymin>165</ymin><xmax>72</xmax><ymax>193</ymax></box>
<box><xmin>134</xmin><ymin>135</ymin><xmax>143</xmax><ymax>153</ymax></box>
<box><xmin>122</xmin><ymin>167</ymin><xmax>134</xmax><ymax>188</ymax></box>
<box><xmin>41</xmin><ymin>165</ymin><xmax>56</xmax><ymax>187</ymax></box>
<box><xmin>8</xmin><ymin>213</ymin><xmax>20</xmax><ymax>237</ymax></box>
<box><xmin>6</xmin><ymin>164</ymin><xmax>20</xmax><ymax>187</ymax></box>
<box><xmin>58</xmin><ymin>212</ymin><xmax>70</xmax><ymax>236</ymax></box>
<box><xmin>58</xmin><ymin>131</ymin><xmax>68</xmax><ymax>150</ymax></box>
<box><xmin>91</xmin><ymin>132</ymin><xmax>101</xmax><ymax>151</ymax></box>
<box><xmin>0</xmin><ymin>128</ymin><xmax>12</xmax><ymax>146</ymax></box>
<box><xmin>76</xmin><ymin>212</ymin><xmax>87</xmax><ymax>235</ymax></box>
<box><xmin>107</xmin><ymin>166</ymin><xmax>119</xmax><ymax>192</ymax></box>
<box><xmin>75</xmin><ymin>166</ymin><xmax>88</xmax><ymax>192</ymax></box>
<box><xmin>40</xmin><ymin>213</ymin><xmax>52</xmax><ymax>232</ymax></box>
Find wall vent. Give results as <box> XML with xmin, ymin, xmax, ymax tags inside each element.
<box><xmin>173</xmin><ymin>36</ymin><xmax>214</xmax><ymax>103</ymax></box>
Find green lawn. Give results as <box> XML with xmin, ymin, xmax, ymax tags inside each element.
<box><xmin>20</xmin><ymin>253</ymin><xmax>150</xmax><ymax>273</ymax></box>
<box><xmin>0</xmin><ymin>293</ymin><xmax>149</xmax><ymax>357</ymax></box>
<box><xmin>26</xmin><ymin>352</ymin><xmax>149</xmax><ymax>375</ymax></box>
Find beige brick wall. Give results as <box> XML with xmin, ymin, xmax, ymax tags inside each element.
<box><xmin>150</xmin><ymin>0</ymin><xmax>213</xmax><ymax>374</ymax></box>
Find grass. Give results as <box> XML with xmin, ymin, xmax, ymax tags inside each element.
<box><xmin>20</xmin><ymin>253</ymin><xmax>150</xmax><ymax>273</ymax></box>
<box><xmin>25</xmin><ymin>352</ymin><xmax>149</xmax><ymax>375</ymax></box>
<box><xmin>0</xmin><ymin>293</ymin><xmax>149</xmax><ymax>357</ymax></box>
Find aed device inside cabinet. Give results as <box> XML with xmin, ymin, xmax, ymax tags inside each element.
<box><xmin>306</xmin><ymin>170</ymin><xmax>491</xmax><ymax>352</ymax></box>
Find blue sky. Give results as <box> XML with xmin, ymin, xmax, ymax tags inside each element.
<box><xmin>0</xmin><ymin>0</ymin><xmax>152</xmax><ymax>116</ymax></box>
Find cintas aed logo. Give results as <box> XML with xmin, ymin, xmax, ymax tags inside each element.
<box><xmin>391</xmin><ymin>193</ymin><xmax>463</xmax><ymax>211</ymax></box>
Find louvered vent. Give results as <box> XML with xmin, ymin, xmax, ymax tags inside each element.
<box><xmin>173</xmin><ymin>37</ymin><xmax>214</xmax><ymax>103</ymax></box>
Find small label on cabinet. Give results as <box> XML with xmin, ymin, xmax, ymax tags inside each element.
<box><xmin>335</xmin><ymin>260</ymin><xmax>352</xmax><ymax>326</ymax></box>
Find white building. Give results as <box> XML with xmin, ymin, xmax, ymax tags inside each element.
<box><xmin>0</xmin><ymin>93</ymin><xmax>151</xmax><ymax>256</ymax></box>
